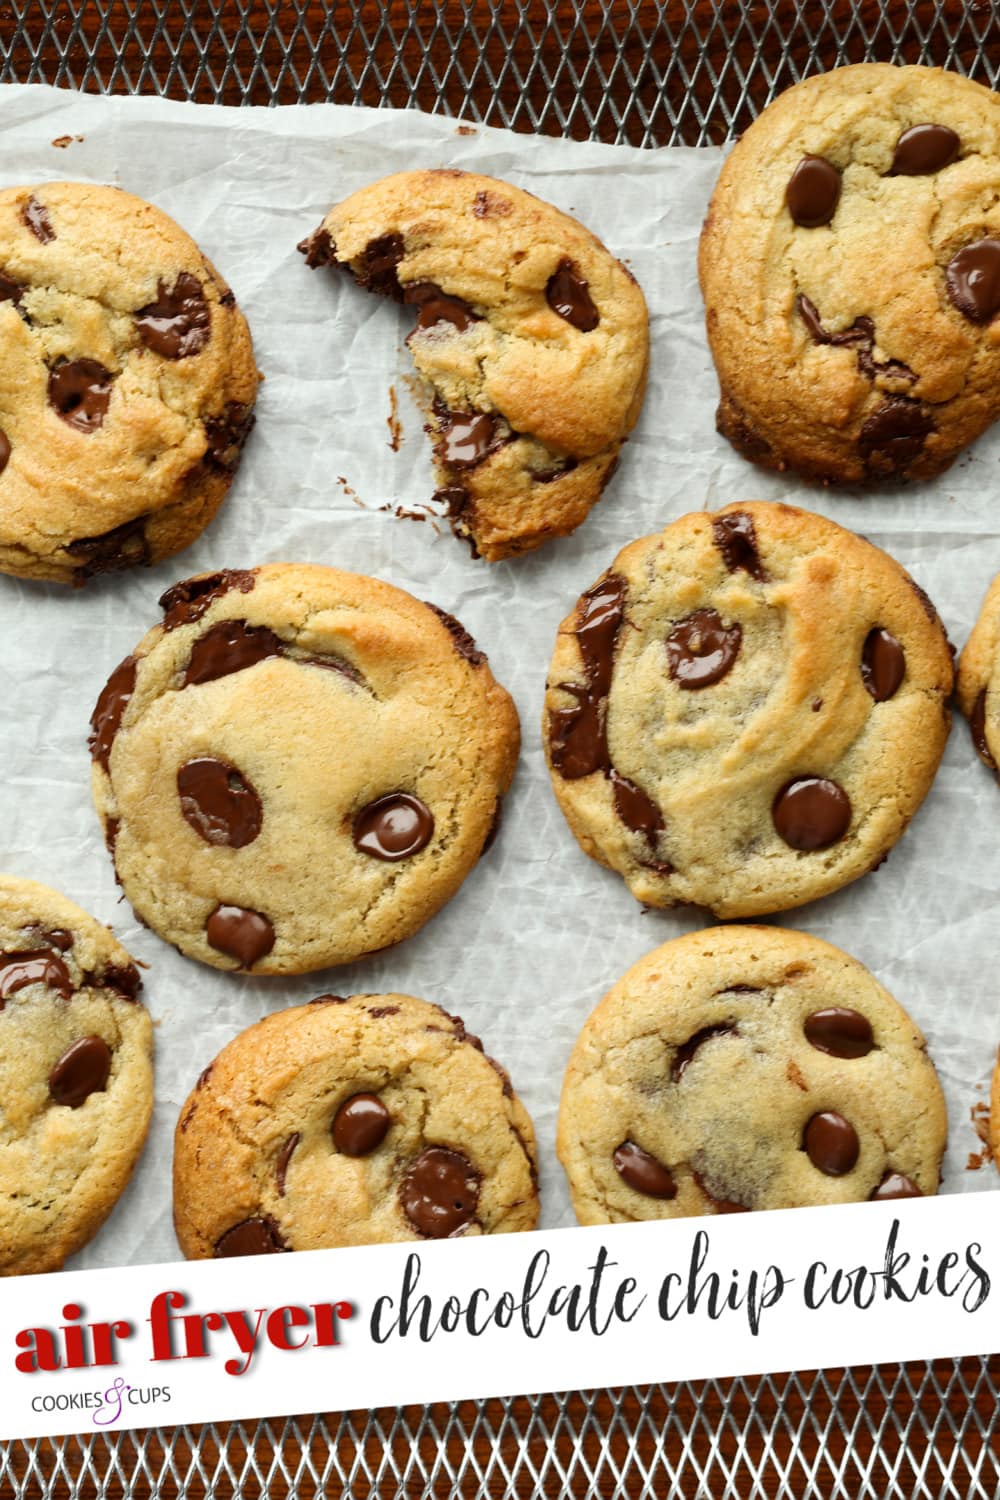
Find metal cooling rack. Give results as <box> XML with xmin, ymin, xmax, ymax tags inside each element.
<box><xmin>1</xmin><ymin>3</ymin><xmax>999</xmax><ymax>1496</ymax></box>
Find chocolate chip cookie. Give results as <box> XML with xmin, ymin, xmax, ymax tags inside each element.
<box><xmin>699</xmin><ymin>63</ymin><xmax>1000</xmax><ymax>483</ymax></box>
<box><xmin>90</xmin><ymin>564</ymin><xmax>519</xmax><ymax>973</ymax></box>
<box><xmin>298</xmin><ymin>169</ymin><xmax>648</xmax><ymax>560</ymax></box>
<box><xmin>173</xmin><ymin>993</ymin><xmax>538</xmax><ymax>1256</ymax></box>
<box><xmin>543</xmin><ymin>501</ymin><xmax>953</xmax><ymax>918</ymax></box>
<box><xmin>558</xmin><ymin>926</ymin><xmax>946</xmax><ymax>1225</ymax></box>
<box><xmin>0</xmin><ymin>875</ymin><xmax>153</xmax><ymax>1275</ymax></box>
<box><xmin>956</xmin><ymin>571</ymin><xmax>1000</xmax><ymax>774</ymax></box>
<box><xmin>0</xmin><ymin>181</ymin><xmax>258</xmax><ymax>584</ymax></box>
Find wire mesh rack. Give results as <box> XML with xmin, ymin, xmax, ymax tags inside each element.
<box><xmin>1</xmin><ymin>2</ymin><xmax>999</xmax><ymax>1496</ymax></box>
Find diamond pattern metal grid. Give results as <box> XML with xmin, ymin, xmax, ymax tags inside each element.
<box><xmin>1</xmin><ymin>2</ymin><xmax>999</xmax><ymax>1495</ymax></box>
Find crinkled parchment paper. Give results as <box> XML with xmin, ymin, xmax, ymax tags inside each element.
<box><xmin>0</xmin><ymin>84</ymin><xmax>996</xmax><ymax>1271</ymax></box>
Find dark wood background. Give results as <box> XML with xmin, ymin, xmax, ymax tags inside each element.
<box><xmin>1</xmin><ymin>2</ymin><xmax>998</xmax><ymax>1494</ymax></box>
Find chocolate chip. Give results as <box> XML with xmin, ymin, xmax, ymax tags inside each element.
<box><xmin>712</xmin><ymin>511</ymin><xmax>765</xmax><ymax>580</ymax></box>
<box><xmin>297</xmin><ymin>226</ymin><xmax>334</xmax><ymax>268</ymax></box>
<box><xmin>786</xmin><ymin>156</ymin><xmax>841</xmax><ymax>227</ymax></box>
<box><xmin>49</xmin><ymin>1035</ymin><xmax>111</xmax><ymax>1108</ymax></box>
<box><xmin>400</xmin><ymin>1146</ymin><xmax>480</xmax><ymax>1238</ymax></box>
<box><xmin>869</xmin><ymin>1170</ymin><xmax>922</xmax><ymax>1201</ymax></box>
<box><xmin>89</xmin><ymin>657</ymin><xmax>137</xmax><ymax>770</ymax></box>
<box><xmin>368</xmin><ymin>1005</ymin><xmax>400</xmax><ymax>1018</ymax></box>
<box><xmin>859</xmin><ymin>398</ymin><xmax>934</xmax><ymax>474</ymax></box>
<box><xmin>353</xmin><ymin>794</ymin><xmax>434</xmax><ymax>861</ymax></box>
<box><xmin>693</xmin><ymin>1172</ymin><xmax>750</xmax><ymax>1214</ymax></box>
<box><xmin>99</xmin><ymin>963</ymin><xmax>142</xmax><ymax>1001</ymax></box>
<box><xmin>356</xmin><ymin>233</ymin><xmax>405</xmax><ymax>298</ymax></box>
<box><xmin>332</xmin><ymin>1093</ymin><xmax>391</xmax><ymax>1156</ymax></box>
<box><xmin>45</xmin><ymin>930</ymin><xmax>74</xmax><ymax>952</ymax></box>
<box><xmin>178</xmin><ymin>757</ymin><xmax>263</xmax><ymax>848</ymax></box>
<box><xmin>135</xmin><ymin>273</ymin><xmax>210</xmax><ymax>359</ymax></box>
<box><xmin>183</xmin><ymin>621</ymin><xmax>281</xmax><ymax>687</ymax></box>
<box><xmin>275</xmin><ymin>1133</ymin><xmax>299</xmax><ymax>1196</ymax></box>
<box><xmin>0</xmin><ymin>948</ymin><xmax>73</xmax><ymax>1004</ymax></box>
<box><xmin>435</xmin><ymin>408</ymin><xmax>504</xmax><ymax>469</ymax></box>
<box><xmin>804</xmin><ymin>1008</ymin><xmax>874</xmax><ymax>1059</ymax></box>
<box><xmin>610</xmin><ymin>769</ymin><xmax>663</xmax><ymax>845</ymax></box>
<box><xmin>890</xmin><ymin>123</ymin><xmax>959</xmax><ymax>176</ymax></box>
<box><xmin>67</xmin><ymin>516</ymin><xmax>150</xmax><ymax>579</ymax></box>
<box><xmin>545</xmin><ymin>259</ymin><xmax>599</xmax><ymax>331</ymax></box>
<box><xmin>772</xmin><ymin>777</ymin><xmax>851</xmax><ymax>851</ymax></box>
<box><xmin>671</xmin><ymin>1024</ymin><xmax>737</xmax><ymax>1082</ymax></box>
<box><xmin>0</xmin><ymin>272</ymin><xmax>23</xmax><ymax>305</ymax></box>
<box><xmin>472</xmin><ymin>191</ymin><xmax>512</xmax><ymax>218</ymax></box>
<box><xmin>48</xmin><ymin>358</ymin><xmax>113</xmax><ymax>433</ymax></box>
<box><xmin>666</xmin><ymin>608</ymin><xmax>742</xmax><ymax>689</ymax></box>
<box><xmin>971</xmin><ymin>687</ymin><xmax>997</xmax><ymax>769</ymax></box>
<box><xmin>214</xmin><ymin>1217</ymin><xmax>285</xmax><ymax>1257</ymax></box>
<box><xmin>946</xmin><ymin>239</ymin><xmax>1000</xmax><ymax>324</ymax></box>
<box><xmin>0</xmin><ymin>430</ymin><xmax>10</xmax><ymax>475</ymax></box>
<box><xmin>22</xmin><ymin>195</ymin><xmax>54</xmax><ymax>243</ymax></box>
<box><xmin>202</xmin><ymin>402</ymin><xmax>255</xmax><ymax>472</ymax></box>
<box><xmin>403</xmin><ymin>281</ymin><xmax>479</xmax><ymax>333</ymax></box>
<box><xmin>861</xmin><ymin>627</ymin><xmax>905</xmax><ymax>701</ymax></box>
<box><xmin>613</xmin><ymin>1141</ymin><xmax>677</xmax><ymax>1199</ymax></box>
<box><xmin>159</xmin><ymin>569</ymin><xmax>258</xmax><ymax>631</ymax></box>
<box><xmin>205</xmin><ymin>905</ymin><xmax>275</xmax><ymax>968</ymax></box>
<box><xmin>425</xmin><ymin>602</ymin><xmax>485</xmax><ymax>665</ymax></box>
<box><xmin>548</xmin><ymin>574</ymin><xmax>627</xmax><ymax>780</ymax></box>
<box><xmin>104</xmin><ymin>817</ymin><xmax>120</xmax><ymax>868</ymax></box>
<box><xmin>803</xmin><ymin>1111</ymin><xmax>859</xmax><ymax>1175</ymax></box>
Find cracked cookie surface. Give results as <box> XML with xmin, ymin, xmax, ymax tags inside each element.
<box><xmin>542</xmin><ymin>501</ymin><xmax>953</xmax><ymax>918</ymax></box>
<box><xmin>173</xmin><ymin>993</ymin><xmax>539</xmax><ymax>1255</ymax></box>
<box><xmin>298</xmin><ymin>169</ymin><xmax>649</xmax><ymax>560</ymax></box>
<box><xmin>558</xmin><ymin>926</ymin><xmax>946</xmax><ymax>1225</ymax></box>
<box><xmin>0</xmin><ymin>181</ymin><xmax>258</xmax><ymax>584</ymax></box>
<box><xmin>90</xmin><ymin>563</ymin><xmax>520</xmax><ymax>974</ymax></box>
<box><xmin>699</xmin><ymin>63</ymin><xmax>1000</xmax><ymax>483</ymax></box>
<box><xmin>0</xmin><ymin>875</ymin><xmax>152</xmax><ymax>1275</ymax></box>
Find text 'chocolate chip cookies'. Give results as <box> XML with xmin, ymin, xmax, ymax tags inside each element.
<box><xmin>90</xmin><ymin>563</ymin><xmax>519</xmax><ymax>973</ymax></box>
<box><xmin>0</xmin><ymin>876</ymin><xmax>153</xmax><ymax>1275</ymax></box>
<box><xmin>298</xmin><ymin>169</ymin><xmax>649</xmax><ymax>560</ymax></box>
<box><xmin>543</xmin><ymin>501</ymin><xmax>953</xmax><ymax>918</ymax></box>
<box><xmin>172</xmin><ymin>994</ymin><xmax>538</xmax><ymax>1256</ymax></box>
<box><xmin>699</xmin><ymin>64</ymin><xmax>1000</xmax><ymax>484</ymax></box>
<box><xmin>557</xmin><ymin>928</ymin><xmax>946</xmax><ymax>1225</ymax></box>
<box><xmin>0</xmin><ymin>182</ymin><xmax>258</xmax><ymax>584</ymax></box>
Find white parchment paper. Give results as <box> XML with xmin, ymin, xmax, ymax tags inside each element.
<box><xmin>0</xmin><ymin>84</ymin><xmax>996</xmax><ymax>1272</ymax></box>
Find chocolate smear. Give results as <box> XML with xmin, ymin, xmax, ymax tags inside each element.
<box><xmin>435</xmin><ymin>407</ymin><xmax>504</xmax><ymax>469</ymax></box>
<box><xmin>297</xmin><ymin>226</ymin><xmax>334</xmax><ymax>268</ymax></box>
<box><xmin>159</xmin><ymin>569</ymin><xmax>257</xmax><ymax>631</ymax></box>
<box><xmin>22</xmin><ymin>195</ymin><xmax>54</xmax><ymax>243</ymax></box>
<box><xmin>178</xmin><ymin>757</ymin><xmax>263</xmax><ymax>848</ymax></box>
<box><xmin>859</xmin><ymin>398</ymin><xmax>934</xmax><ymax>474</ymax></box>
<box><xmin>0</xmin><ymin>271</ymin><xmax>23</xmax><ymax>305</ymax></box>
<box><xmin>355</xmin><ymin>233</ymin><xmax>405</xmax><ymax>298</ymax></box>
<box><xmin>403</xmin><ymin>281</ymin><xmax>479</xmax><ymax>333</ymax></box>
<box><xmin>89</xmin><ymin>656</ymin><xmax>138</xmax><ymax>770</ymax></box>
<box><xmin>202</xmin><ymin>402</ymin><xmax>255</xmax><ymax>472</ymax></box>
<box><xmin>183</xmin><ymin>620</ymin><xmax>281</xmax><ymax>688</ymax></box>
<box><xmin>0</xmin><ymin>948</ymin><xmax>73</xmax><ymax>1004</ymax></box>
<box><xmin>401</xmin><ymin>1146</ymin><xmax>480</xmax><ymax>1238</ymax></box>
<box><xmin>135</xmin><ymin>273</ymin><xmax>210</xmax><ymax>359</ymax></box>
<box><xmin>48</xmin><ymin>358</ymin><xmax>113</xmax><ymax>433</ymax></box>
<box><xmin>610</xmin><ymin>769</ymin><xmax>663</xmax><ymax>845</ymax></box>
<box><xmin>797</xmin><ymin>295</ymin><xmax>915</xmax><ymax>384</ymax></box>
<box><xmin>49</xmin><ymin>1036</ymin><xmax>111</xmax><ymax>1108</ymax></box>
<box><xmin>666</xmin><ymin>608</ymin><xmax>742</xmax><ymax>689</ymax></box>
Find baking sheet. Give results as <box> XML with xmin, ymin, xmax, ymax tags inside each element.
<box><xmin>0</xmin><ymin>83</ymin><xmax>996</xmax><ymax>1271</ymax></box>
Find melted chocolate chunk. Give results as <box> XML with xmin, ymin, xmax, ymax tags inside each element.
<box><xmin>183</xmin><ymin>620</ymin><xmax>281</xmax><ymax>687</ymax></box>
<box><xmin>861</xmin><ymin>627</ymin><xmax>905</xmax><ymax>701</ymax></box>
<box><xmin>159</xmin><ymin>569</ymin><xmax>257</xmax><ymax>631</ymax></box>
<box><xmin>353</xmin><ymin>794</ymin><xmax>434</xmax><ymax>861</ymax></box>
<box><xmin>23</xmin><ymin>195</ymin><xmax>54</xmax><ymax>243</ymax></box>
<box><xmin>797</xmin><ymin>296</ymin><xmax>915</xmax><ymax>384</ymax></box>
<box><xmin>275</xmin><ymin>1133</ymin><xmax>299</xmax><ymax>1196</ymax></box>
<box><xmin>548</xmin><ymin>574</ymin><xmax>627</xmax><ymax>780</ymax></box>
<box><xmin>436</xmin><ymin>408</ymin><xmax>503</xmax><ymax>468</ymax></box>
<box><xmin>610</xmin><ymin>770</ymin><xmax>663</xmax><ymax>845</ymax></box>
<box><xmin>772</xmin><ymin>777</ymin><xmax>851</xmax><ymax>851</ymax></box>
<box><xmin>100</xmin><ymin>963</ymin><xmax>142</xmax><ymax>1001</ymax></box>
<box><xmin>368</xmin><ymin>1005</ymin><xmax>400</xmax><ymax>1018</ymax></box>
<box><xmin>859</xmin><ymin>398</ymin><xmax>934</xmax><ymax>474</ymax></box>
<box><xmin>135</xmin><ymin>273</ymin><xmax>210</xmax><ymax>359</ymax></box>
<box><xmin>49</xmin><ymin>1035</ymin><xmax>111</xmax><ymax>1108</ymax></box>
<box><xmin>869</xmin><ymin>1170</ymin><xmax>922</xmax><ymax>1201</ymax></box>
<box><xmin>214</xmin><ymin>1217</ymin><xmax>285</xmax><ymax>1257</ymax></box>
<box><xmin>356</xmin><ymin>233</ymin><xmax>405</xmax><ymax>298</ymax></box>
<box><xmin>433</xmin><ymin>485</ymin><xmax>469</xmax><ymax>519</ymax></box>
<box><xmin>946</xmin><ymin>239</ymin><xmax>1000</xmax><ymax>324</ymax></box>
<box><xmin>104</xmin><ymin>817</ymin><xmax>120</xmax><ymax>867</ymax></box>
<box><xmin>403</xmin><ymin>281</ymin><xmax>479</xmax><ymax>332</ymax></box>
<box><xmin>803</xmin><ymin>1111</ymin><xmax>859</xmax><ymax>1175</ymax></box>
<box><xmin>545</xmin><ymin>259</ymin><xmax>599</xmax><ymax>331</ymax></box>
<box><xmin>400</xmin><ymin>1146</ymin><xmax>480</xmax><ymax>1238</ymax></box>
<box><xmin>712</xmin><ymin>512</ymin><xmax>765</xmax><ymax>580</ymax></box>
<box><xmin>332</xmin><ymin>1093</ymin><xmax>391</xmax><ymax>1156</ymax></box>
<box><xmin>178</xmin><ymin>757</ymin><xmax>263</xmax><ymax>848</ymax></box>
<box><xmin>425</xmin><ymin>602</ymin><xmax>485</xmax><ymax>665</ymax></box>
<box><xmin>202</xmin><ymin>402</ymin><xmax>255</xmax><ymax>472</ymax></box>
<box><xmin>67</xmin><ymin>516</ymin><xmax>150</xmax><ymax>579</ymax></box>
<box><xmin>804</xmin><ymin>1008</ymin><xmax>874</xmax><ymax>1059</ymax></box>
<box><xmin>48</xmin><ymin>358</ymin><xmax>113</xmax><ymax>433</ymax></box>
<box><xmin>671</xmin><ymin>1024</ymin><xmax>737</xmax><ymax>1082</ymax></box>
<box><xmin>0</xmin><ymin>948</ymin><xmax>73</xmax><ymax>1004</ymax></box>
<box><xmin>890</xmin><ymin>123</ymin><xmax>959</xmax><ymax>176</ymax></box>
<box><xmin>0</xmin><ymin>430</ymin><xmax>10</xmax><ymax>475</ymax></box>
<box><xmin>205</xmin><ymin>905</ymin><xmax>275</xmax><ymax>968</ymax></box>
<box><xmin>613</xmin><ymin>1141</ymin><xmax>677</xmax><ymax>1199</ymax></box>
<box><xmin>786</xmin><ymin>156</ymin><xmax>841</xmax><ymax>227</ymax></box>
<box><xmin>89</xmin><ymin>656</ymin><xmax>138</xmax><ymax>770</ymax></box>
<box><xmin>297</xmin><ymin>226</ymin><xmax>334</xmax><ymax>268</ymax></box>
<box><xmin>971</xmin><ymin>688</ymin><xmax>997</xmax><ymax>769</ymax></box>
<box><xmin>0</xmin><ymin>271</ymin><xmax>23</xmax><ymax>305</ymax></box>
<box><xmin>45</xmin><ymin>929</ymin><xmax>74</xmax><ymax>952</ymax></box>
<box><xmin>666</xmin><ymin>608</ymin><xmax>742</xmax><ymax>689</ymax></box>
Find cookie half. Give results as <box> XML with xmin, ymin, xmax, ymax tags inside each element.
<box><xmin>173</xmin><ymin>993</ymin><xmax>539</xmax><ymax>1256</ymax></box>
<box><xmin>956</xmin><ymin>571</ymin><xmax>1000</xmax><ymax>773</ymax></box>
<box><xmin>298</xmin><ymin>169</ymin><xmax>649</xmax><ymax>560</ymax></box>
<box><xmin>558</xmin><ymin>927</ymin><xmax>946</xmax><ymax>1224</ymax></box>
<box><xmin>0</xmin><ymin>876</ymin><xmax>153</xmax><ymax>1275</ymax></box>
<box><xmin>0</xmin><ymin>182</ymin><xmax>258</xmax><ymax>583</ymax></box>
<box><xmin>543</xmin><ymin>501</ymin><xmax>953</xmax><ymax>918</ymax></box>
<box><xmin>699</xmin><ymin>63</ymin><xmax>1000</xmax><ymax>483</ymax></box>
<box><xmin>90</xmin><ymin>564</ymin><xmax>520</xmax><ymax>973</ymax></box>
